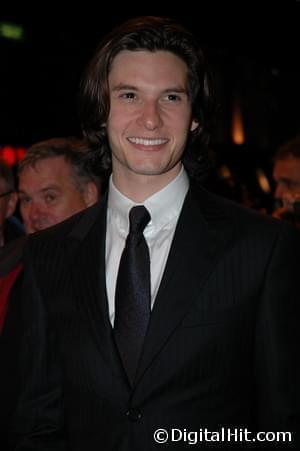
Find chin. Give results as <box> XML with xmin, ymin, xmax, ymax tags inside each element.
<box><xmin>130</xmin><ymin>161</ymin><xmax>169</xmax><ymax>177</ymax></box>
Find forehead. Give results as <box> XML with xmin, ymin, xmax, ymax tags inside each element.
<box><xmin>274</xmin><ymin>156</ymin><xmax>300</xmax><ymax>180</ymax></box>
<box><xmin>19</xmin><ymin>156</ymin><xmax>74</xmax><ymax>187</ymax></box>
<box><xmin>109</xmin><ymin>50</ymin><xmax>189</xmax><ymax>88</ymax></box>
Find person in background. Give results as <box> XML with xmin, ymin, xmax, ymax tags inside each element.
<box><xmin>0</xmin><ymin>160</ymin><xmax>23</xmax><ymax>247</ymax></box>
<box><xmin>13</xmin><ymin>17</ymin><xmax>300</xmax><ymax>450</ymax></box>
<box><xmin>18</xmin><ymin>136</ymin><xmax>102</xmax><ymax>233</ymax></box>
<box><xmin>0</xmin><ymin>162</ymin><xmax>25</xmax><ymax>451</ymax></box>
<box><xmin>272</xmin><ymin>134</ymin><xmax>300</xmax><ymax>228</ymax></box>
<box><xmin>0</xmin><ymin>136</ymin><xmax>102</xmax><ymax>451</ymax></box>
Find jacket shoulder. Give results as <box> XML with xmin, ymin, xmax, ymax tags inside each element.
<box><xmin>26</xmin><ymin>200</ymin><xmax>104</xmax><ymax>258</ymax></box>
<box><xmin>191</xmin><ymin>183</ymin><xmax>299</xmax><ymax>242</ymax></box>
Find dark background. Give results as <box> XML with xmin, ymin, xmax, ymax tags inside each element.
<box><xmin>1</xmin><ymin>5</ymin><xmax>300</xmax><ymax>209</ymax></box>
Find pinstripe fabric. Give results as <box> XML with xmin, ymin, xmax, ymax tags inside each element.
<box><xmin>12</xmin><ymin>185</ymin><xmax>300</xmax><ymax>450</ymax></box>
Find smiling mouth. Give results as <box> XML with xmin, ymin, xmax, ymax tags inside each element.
<box><xmin>127</xmin><ymin>137</ymin><xmax>169</xmax><ymax>147</ymax></box>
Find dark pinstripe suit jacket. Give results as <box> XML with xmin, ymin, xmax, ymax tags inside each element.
<box><xmin>13</xmin><ymin>184</ymin><xmax>300</xmax><ymax>450</ymax></box>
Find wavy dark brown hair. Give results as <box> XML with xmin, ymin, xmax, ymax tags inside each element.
<box><xmin>79</xmin><ymin>16</ymin><xmax>215</xmax><ymax>181</ymax></box>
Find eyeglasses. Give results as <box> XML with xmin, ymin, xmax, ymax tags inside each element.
<box><xmin>0</xmin><ymin>190</ymin><xmax>14</xmax><ymax>199</ymax></box>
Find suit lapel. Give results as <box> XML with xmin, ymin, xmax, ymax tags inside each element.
<box><xmin>67</xmin><ymin>198</ymin><xmax>129</xmax><ymax>393</ymax></box>
<box><xmin>69</xmin><ymin>200</ymin><xmax>110</xmax><ymax>352</ymax></box>
<box><xmin>136</xmin><ymin>186</ymin><xmax>233</xmax><ymax>383</ymax></box>
<box><xmin>65</xmin><ymin>186</ymin><xmax>234</xmax><ymax>392</ymax></box>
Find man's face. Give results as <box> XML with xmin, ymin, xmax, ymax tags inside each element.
<box><xmin>19</xmin><ymin>156</ymin><xmax>96</xmax><ymax>233</ymax></box>
<box><xmin>273</xmin><ymin>155</ymin><xmax>300</xmax><ymax>207</ymax></box>
<box><xmin>107</xmin><ymin>50</ymin><xmax>198</xmax><ymax>191</ymax></box>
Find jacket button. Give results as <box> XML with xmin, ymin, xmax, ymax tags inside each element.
<box><xmin>126</xmin><ymin>408</ymin><xmax>142</xmax><ymax>422</ymax></box>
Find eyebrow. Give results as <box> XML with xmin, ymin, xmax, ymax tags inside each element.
<box><xmin>0</xmin><ymin>190</ymin><xmax>14</xmax><ymax>199</ymax></box>
<box><xmin>111</xmin><ymin>84</ymin><xmax>188</xmax><ymax>94</ymax></box>
<box><xmin>277</xmin><ymin>177</ymin><xmax>300</xmax><ymax>186</ymax></box>
<box><xmin>18</xmin><ymin>186</ymin><xmax>62</xmax><ymax>195</ymax></box>
<box><xmin>111</xmin><ymin>84</ymin><xmax>138</xmax><ymax>92</ymax></box>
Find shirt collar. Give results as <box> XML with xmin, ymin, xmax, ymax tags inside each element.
<box><xmin>108</xmin><ymin>166</ymin><xmax>189</xmax><ymax>235</ymax></box>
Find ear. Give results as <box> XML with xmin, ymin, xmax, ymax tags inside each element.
<box><xmin>190</xmin><ymin>119</ymin><xmax>199</xmax><ymax>132</ymax></box>
<box><xmin>5</xmin><ymin>192</ymin><xmax>18</xmax><ymax>218</ymax></box>
<box><xmin>83</xmin><ymin>182</ymin><xmax>99</xmax><ymax>207</ymax></box>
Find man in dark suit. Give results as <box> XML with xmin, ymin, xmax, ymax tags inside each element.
<box><xmin>0</xmin><ymin>138</ymin><xmax>101</xmax><ymax>450</ymax></box>
<box><xmin>13</xmin><ymin>17</ymin><xmax>300</xmax><ymax>450</ymax></box>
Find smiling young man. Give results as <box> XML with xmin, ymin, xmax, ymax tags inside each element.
<box><xmin>14</xmin><ymin>17</ymin><xmax>300</xmax><ymax>450</ymax></box>
<box><xmin>107</xmin><ymin>50</ymin><xmax>198</xmax><ymax>200</ymax></box>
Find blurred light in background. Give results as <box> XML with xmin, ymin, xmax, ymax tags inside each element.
<box><xmin>0</xmin><ymin>22</ymin><xmax>24</xmax><ymax>41</ymax></box>
<box><xmin>0</xmin><ymin>146</ymin><xmax>26</xmax><ymax>166</ymax></box>
<box><xmin>218</xmin><ymin>164</ymin><xmax>235</xmax><ymax>187</ymax></box>
<box><xmin>256</xmin><ymin>168</ymin><xmax>271</xmax><ymax>194</ymax></box>
<box><xmin>231</xmin><ymin>97</ymin><xmax>245</xmax><ymax>146</ymax></box>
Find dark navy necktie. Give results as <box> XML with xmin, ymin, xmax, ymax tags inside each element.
<box><xmin>114</xmin><ymin>205</ymin><xmax>151</xmax><ymax>385</ymax></box>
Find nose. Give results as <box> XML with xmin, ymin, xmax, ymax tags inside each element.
<box><xmin>25</xmin><ymin>201</ymin><xmax>46</xmax><ymax>232</ymax></box>
<box><xmin>28</xmin><ymin>201</ymin><xmax>43</xmax><ymax>220</ymax></box>
<box><xmin>137</xmin><ymin>100</ymin><xmax>163</xmax><ymax>130</ymax></box>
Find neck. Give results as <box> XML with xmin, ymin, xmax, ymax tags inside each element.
<box><xmin>112</xmin><ymin>165</ymin><xmax>182</xmax><ymax>203</ymax></box>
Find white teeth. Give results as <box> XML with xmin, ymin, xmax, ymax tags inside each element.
<box><xmin>128</xmin><ymin>137</ymin><xmax>168</xmax><ymax>146</ymax></box>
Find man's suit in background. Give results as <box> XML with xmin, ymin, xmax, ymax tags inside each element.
<box><xmin>13</xmin><ymin>184</ymin><xmax>300</xmax><ymax>450</ymax></box>
<box><xmin>0</xmin><ymin>236</ymin><xmax>26</xmax><ymax>450</ymax></box>
<box><xmin>2</xmin><ymin>217</ymin><xmax>24</xmax><ymax>245</ymax></box>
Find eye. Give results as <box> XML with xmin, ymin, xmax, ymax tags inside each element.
<box><xmin>44</xmin><ymin>193</ymin><xmax>57</xmax><ymax>204</ymax></box>
<box><xmin>120</xmin><ymin>91</ymin><xmax>137</xmax><ymax>101</ymax></box>
<box><xmin>19</xmin><ymin>196</ymin><xmax>31</xmax><ymax>206</ymax></box>
<box><xmin>163</xmin><ymin>93</ymin><xmax>182</xmax><ymax>103</ymax></box>
<box><xmin>290</xmin><ymin>181</ymin><xmax>300</xmax><ymax>189</ymax></box>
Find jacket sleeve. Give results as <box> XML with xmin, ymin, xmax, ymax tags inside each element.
<box><xmin>255</xmin><ymin>223</ymin><xmax>300</xmax><ymax>447</ymax></box>
<box><xmin>11</xmin><ymin>248</ymin><xmax>67</xmax><ymax>451</ymax></box>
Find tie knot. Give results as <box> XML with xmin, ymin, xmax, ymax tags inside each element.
<box><xmin>129</xmin><ymin>206</ymin><xmax>151</xmax><ymax>234</ymax></box>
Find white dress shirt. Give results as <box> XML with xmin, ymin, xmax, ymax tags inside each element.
<box><xmin>105</xmin><ymin>166</ymin><xmax>189</xmax><ymax>325</ymax></box>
